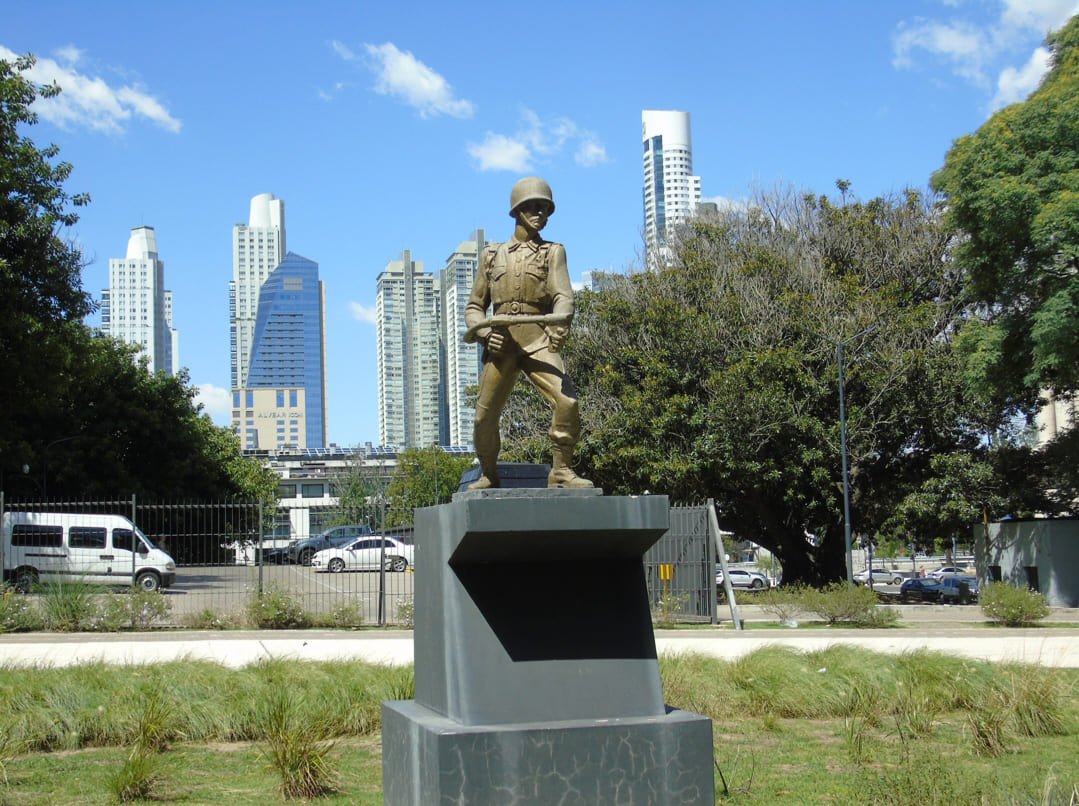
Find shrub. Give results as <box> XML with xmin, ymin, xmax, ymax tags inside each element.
<box><xmin>98</xmin><ymin>588</ymin><xmax>173</xmax><ymax>631</ymax></box>
<box><xmin>0</xmin><ymin>584</ymin><xmax>42</xmax><ymax>632</ymax></box>
<box><xmin>980</xmin><ymin>582</ymin><xmax>1050</xmax><ymax>627</ymax></box>
<box><xmin>245</xmin><ymin>583</ymin><xmax>312</xmax><ymax>629</ymax></box>
<box><xmin>180</xmin><ymin>608</ymin><xmax>240</xmax><ymax>630</ymax></box>
<box><xmin>800</xmin><ymin>583</ymin><xmax>892</xmax><ymax>626</ymax></box>
<box><xmin>258</xmin><ymin>686</ymin><xmax>337</xmax><ymax>799</ymax></box>
<box><xmin>38</xmin><ymin>582</ymin><xmax>102</xmax><ymax>631</ymax></box>
<box><xmin>396</xmin><ymin>597</ymin><xmax>415</xmax><ymax>628</ymax></box>
<box><xmin>752</xmin><ymin>585</ymin><xmax>806</xmax><ymax>624</ymax></box>
<box><xmin>106</xmin><ymin>748</ymin><xmax>164</xmax><ymax>803</ymax></box>
<box><xmin>323</xmin><ymin>600</ymin><xmax>363</xmax><ymax>629</ymax></box>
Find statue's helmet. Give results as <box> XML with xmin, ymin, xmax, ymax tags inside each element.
<box><xmin>509</xmin><ymin>177</ymin><xmax>555</xmax><ymax>217</ymax></box>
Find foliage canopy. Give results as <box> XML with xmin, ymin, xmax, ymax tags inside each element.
<box><xmin>932</xmin><ymin>16</ymin><xmax>1079</xmax><ymax>404</ymax></box>
<box><xmin>501</xmin><ymin>186</ymin><xmax>1036</xmax><ymax>583</ymax></box>
<box><xmin>0</xmin><ymin>54</ymin><xmax>274</xmax><ymax>502</ymax></box>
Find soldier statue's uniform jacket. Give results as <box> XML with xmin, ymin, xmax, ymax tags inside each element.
<box><xmin>465</xmin><ymin>237</ymin><xmax>574</xmax><ymax>356</ymax></box>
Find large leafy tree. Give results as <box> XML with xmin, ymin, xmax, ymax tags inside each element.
<box><xmin>383</xmin><ymin>447</ymin><xmax>474</xmax><ymax>527</ymax></box>
<box><xmin>1</xmin><ymin>54</ymin><xmax>274</xmax><ymax>503</ymax></box>
<box><xmin>1</xmin><ymin>55</ymin><xmax>94</xmax><ymax>473</ymax></box>
<box><xmin>502</xmin><ymin>187</ymin><xmax>1033</xmax><ymax>584</ymax></box>
<box><xmin>932</xmin><ymin>15</ymin><xmax>1079</xmax><ymax>405</ymax></box>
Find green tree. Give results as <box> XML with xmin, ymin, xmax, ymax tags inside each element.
<box><xmin>331</xmin><ymin>454</ymin><xmax>394</xmax><ymax>529</ymax></box>
<box><xmin>931</xmin><ymin>15</ymin><xmax>1079</xmax><ymax>404</ymax></box>
<box><xmin>1</xmin><ymin>54</ymin><xmax>94</xmax><ymax>473</ymax></box>
<box><xmin>502</xmin><ymin>186</ymin><xmax>1027</xmax><ymax>584</ymax></box>
<box><xmin>25</xmin><ymin>330</ymin><xmax>277</xmax><ymax>500</ymax></box>
<box><xmin>1</xmin><ymin>53</ymin><xmax>274</xmax><ymax>503</ymax></box>
<box><xmin>383</xmin><ymin>447</ymin><xmax>473</xmax><ymax>527</ymax></box>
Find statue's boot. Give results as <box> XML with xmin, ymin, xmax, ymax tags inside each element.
<box><xmin>548</xmin><ymin>445</ymin><xmax>593</xmax><ymax>488</ymax></box>
<box><xmin>467</xmin><ymin>457</ymin><xmax>501</xmax><ymax>490</ymax></box>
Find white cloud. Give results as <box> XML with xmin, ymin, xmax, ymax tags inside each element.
<box><xmin>1000</xmin><ymin>0</ymin><xmax>1079</xmax><ymax>34</ymax></box>
<box><xmin>467</xmin><ymin>109</ymin><xmax>608</xmax><ymax>173</ymax></box>
<box><xmin>0</xmin><ymin>45</ymin><xmax>181</xmax><ymax>134</ymax></box>
<box><xmin>991</xmin><ymin>46</ymin><xmax>1052</xmax><ymax>108</ymax></box>
<box><xmin>575</xmin><ymin>139</ymin><xmax>608</xmax><ymax>167</ymax></box>
<box><xmin>349</xmin><ymin>302</ymin><xmax>378</xmax><ymax>324</ymax></box>
<box><xmin>892</xmin><ymin>19</ymin><xmax>988</xmax><ymax>83</ymax></box>
<box><xmin>468</xmin><ymin>133</ymin><xmax>534</xmax><ymax>172</ymax></box>
<box><xmin>358</xmin><ymin>42</ymin><xmax>474</xmax><ymax>119</ymax></box>
<box><xmin>194</xmin><ymin>383</ymin><xmax>232</xmax><ymax>425</ymax></box>
<box><xmin>331</xmin><ymin>40</ymin><xmax>357</xmax><ymax>61</ymax></box>
<box><xmin>892</xmin><ymin>2</ymin><xmax>1079</xmax><ymax>110</ymax></box>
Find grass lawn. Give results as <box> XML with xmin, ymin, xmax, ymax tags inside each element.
<box><xmin>1</xmin><ymin>648</ymin><xmax>1076</xmax><ymax>804</ymax></box>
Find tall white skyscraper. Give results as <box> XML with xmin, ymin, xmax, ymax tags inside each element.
<box><xmin>642</xmin><ymin>110</ymin><xmax>701</xmax><ymax>267</ymax></box>
<box><xmin>101</xmin><ymin>226</ymin><xmax>178</xmax><ymax>375</ymax></box>
<box><xmin>376</xmin><ymin>250</ymin><xmax>442</xmax><ymax>448</ymax></box>
<box><xmin>439</xmin><ymin>229</ymin><xmax>485</xmax><ymax>449</ymax></box>
<box><xmin>230</xmin><ymin>193</ymin><xmax>286</xmax><ymax>390</ymax></box>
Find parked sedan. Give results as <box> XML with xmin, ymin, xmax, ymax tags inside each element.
<box><xmin>930</xmin><ymin>566</ymin><xmax>968</xmax><ymax>581</ymax></box>
<box><xmin>716</xmin><ymin>568</ymin><xmax>769</xmax><ymax>590</ymax></box>
<box><xmin>899</xmin><ymin>577</ymin><xmax>944</xmax><ymax>603</ymax></box>
<box><xmin>939</xmin><ymin>575</ymin><xmax>979</xmax><ymax>603</ymax></box>
<box><xmin>854</xmin><ymin>568</ymin><xmax>905</xmax><ymax>585</ymax></box>
<box><xmin>311</xmin><ymin>536</ymin><xmax>414</xmax><ymax>573</ymax></box>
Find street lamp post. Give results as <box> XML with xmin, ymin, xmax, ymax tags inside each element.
<box><xmin>811</xmin><ymin>326</ymin><xmax>878</xmax><ymax>587</ymax></box>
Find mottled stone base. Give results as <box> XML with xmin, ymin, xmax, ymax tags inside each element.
<box><xmin>382</xmin><ymin>700</ymin><xmax>715</xmax><ymax>806</ymax></box>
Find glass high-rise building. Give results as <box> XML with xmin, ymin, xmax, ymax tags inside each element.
<box><xmin>233</xmin><ymin>253</ymin><xmax>327</xmax><ymax>450</ymax></box>
<box><xmin>642</xmin><ymin>110</ymin><xmax>701</xmax><ymax>268</ymax></box>
<box><xmin>376</xmin><ymin>250</ymin><xmax>441</xmax><ymax>449</ymax></box>
<box><xmin>101</xmin><ymin>225</ymin><xmax>178</xmax><ymax>375</ymax></box>
<box><xmin>439</xmin><ymin>229</ymin><xmax>485</xmax><ymax>449</ymax></box>
<box><xmin>230</xmin><ymin>193</ymin><xmax>286</xmax><ymax>390</ymax></box>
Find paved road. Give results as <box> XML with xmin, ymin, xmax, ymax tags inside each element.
<box><xmin>2</xmin><ymin>617</ymin><xmax>1077</xmax><ymax>669</ymax></box>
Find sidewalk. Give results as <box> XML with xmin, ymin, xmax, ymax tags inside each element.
<box><xmin>2</xmin><ymin>612</ymin><xmax>1077</xmax><ymax>669</ymax></box>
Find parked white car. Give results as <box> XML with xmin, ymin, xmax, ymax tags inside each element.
<box><xmin>930</xmin><ymin>566</ymin><xmax>968</xmax><ymax>581</ymax></box>
<box><xmin>311</xmin><ymin>536</ymin><xmax>413</xmax><ymax>573</ymax></box>
<box><xmin>716</xmin><ymin>567</ymin><xmax>769</xmax><ymax>590</ymax></box>
<box><xmin>854</xmin><ymin>568</ymin><xmax>905</xmax><ymax>585</ymax></box>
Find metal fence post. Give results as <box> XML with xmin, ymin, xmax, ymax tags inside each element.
<box><xmin>707</xmin><ymin>499</ymin><xmax>743</xmax><ymax>630</ymax></box>
<box><xmin>131</xmin><ymin>494</ymin><xmax>138</xmax><ymax>587</ymax></box>
<box><xmin>258</xmin><ymin>498</ymin><xmax>264</xmax><ymax>595</ymax></box>
<box><xmin>377</xmin><ymin>497</ymin><xmax>386</xmax><ymax>626</ymax></box>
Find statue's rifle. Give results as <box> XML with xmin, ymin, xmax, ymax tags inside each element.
<box><xmin>462</xmin><ymin>313</ymin><xmax>572</xmax><ymax>344</ymax></box>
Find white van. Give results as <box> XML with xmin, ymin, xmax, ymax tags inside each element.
<box><xmin>2</xmin><ymin>512</ymin><xmax>177</xmax><ymax>593</ymax></box>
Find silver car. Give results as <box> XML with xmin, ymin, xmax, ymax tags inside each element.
<box><xmin>716</xmin><ymin>567</ymin><xmax>769</xmax><ymax>590</ymax></box>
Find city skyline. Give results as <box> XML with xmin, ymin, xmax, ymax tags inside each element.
<box><xmin>3</xmin><ymin>1</ymin><xmax>1073</xmax><ymax>447</ymax></box>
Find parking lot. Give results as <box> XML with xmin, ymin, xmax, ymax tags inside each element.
<box><xmin>161</xmin><ymin>563</ymin><xmax>416</xmax><ymax>626</ymax></box>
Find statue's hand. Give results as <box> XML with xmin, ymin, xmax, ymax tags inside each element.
<box><xmin>547</xmin><ymin>324</ymin><xmax>569</xmax><ymax>353</ymax></box>
<box><xmin>487</xmin><ymin>330</ymin><xmax>506</xmax><ymax>355</ymax></box>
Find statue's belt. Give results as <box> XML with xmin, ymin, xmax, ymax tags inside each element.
<box><xmin>463</xmin><ymin>313</ymin><xmax>571</xmax><ymax>344</ymax></box>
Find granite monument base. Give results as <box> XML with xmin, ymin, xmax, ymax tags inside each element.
<box><xmin>382</xmin><ymin>490</ymin><xmax>715</xmax><ymax>805</ymax></box>
<box><xmin>382</xmin><ymin>700</ymin><xmax>714</xmax><ymax>805</ymax></box>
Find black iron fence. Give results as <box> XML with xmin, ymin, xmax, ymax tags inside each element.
<box><xmin>3</xmin><ymin>495</ymin><xmax>721</xmax><ymax>628</ymax></box>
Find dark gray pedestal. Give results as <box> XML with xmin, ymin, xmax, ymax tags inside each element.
<box><xmin>382</xmin><ymin>492</ymin><xmax>715</xmax><ymax>805</ymax></box>
<box><xmin>383</xmin><ymin>700</ymin><xmax>714</xmax><ymax>805</ymax></box>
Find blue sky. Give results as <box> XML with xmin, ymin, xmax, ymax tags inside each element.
<box><xmin>4</xmin><ymin>0</ymin><xmax>1076</xmax><ymax>449</ymax></box>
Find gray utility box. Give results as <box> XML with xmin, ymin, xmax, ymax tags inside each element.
<box><xmin>382</xmin><ymin>488</ymin><xmax>715</xmax><ymax>805</ymax></box>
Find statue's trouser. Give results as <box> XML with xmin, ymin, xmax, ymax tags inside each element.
<box><xmin>472</xmin><ymin>346</ymin><xmax>581</xmax><ymax>484</ymax></box>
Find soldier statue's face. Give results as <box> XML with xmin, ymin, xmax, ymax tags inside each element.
<box><xmin>514</xmin><ymin>199</ymin><xmax>550</xmax><ymax>235</ymax></box>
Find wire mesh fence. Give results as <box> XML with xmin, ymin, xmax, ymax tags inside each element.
<box><xmin>1</xmin><ymin>495</ymin><xmax>416</xmax><ymax>627</ymax></box>
<box><xmin>3</xmin><ymin>495</ymin><xmax>719</xmax><ymax>629</ymax></box>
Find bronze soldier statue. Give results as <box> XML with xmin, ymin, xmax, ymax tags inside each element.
<box><xmin>463</xmin><ymin>177</ymin><xmax>593</xmax><ymax>490</ymax></box>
